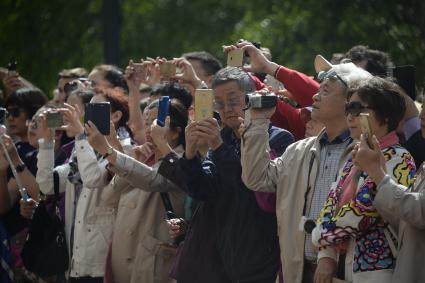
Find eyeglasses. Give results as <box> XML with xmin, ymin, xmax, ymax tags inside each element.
<box><xmin>345</xmin><ymin>101</ymin><xmax>374</xmax><ymax>117</ymax></box>
<box><xmin>6</xmin><ymin>108</ymin><xmax>22</xmax><ymax>118</ymax></box>
<box><xmin>213</xmin><ymin>97</ymin><xmax>243</xmax><ymax>111</ymax></box>
<box><xmin>316</xmin><ymin>70</ymin><xmax>348</xmax><ymax>88</ymax></box>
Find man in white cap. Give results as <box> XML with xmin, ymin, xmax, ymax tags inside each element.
<box><xmin>238</xmin><ymin>45</ymin><xmax>371</xmax><ymax>283</ymax></box>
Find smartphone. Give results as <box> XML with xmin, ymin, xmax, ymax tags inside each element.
<box><xmin>84</xmin><ymin>102</ymin><xmax>111</xmax><ymax>135</ymax></box>
<box><xmin>0</xmin><ymin>108</ymin><xmax>7</xmax><ymax>124</ymax></box>
<box><xmin>359</xmin><ymin>113</ymin><xmax>373</xmax><ymax>145</ymax></box>
<box><xmin>46</xmin><ymin>112</ymin><xmax>64</xmax><ymax>128</ymax></box>
<box><xmin>7</xmin><ymin>60</ymin><xmax>17</xmax><ymax>75</ymax></box>
<box><xmin>194</xmin><ymin>89</ymin><xmax>214</xmax><ymax>122</ymax></box>
<box><xmin>159</xmin><ymin>61</ymin><xmax>176</xmax><ymax>78</ymax></box>
<box><xmin>227</xmin><ymin>49</ymin><xmax>244</xmax><ymax>67</ymax></box>
<box><xmin>157</xmin><ymin>96</ymin><xmax>170</xmax><ymax>127</ymax></box>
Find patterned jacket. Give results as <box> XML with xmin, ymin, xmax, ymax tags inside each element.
<box><xmin>312</xmin><ymin>144</ymin><xmax>416</xmax><ymax>282</ymax></box>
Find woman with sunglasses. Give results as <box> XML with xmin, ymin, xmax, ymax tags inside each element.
<box><xmin>351</xmin><ymin>98</ymin><xmax>425</xmax><ymax>283</ymax></box>
<box><xmin>312</xmin><ymin>77</ymin><xmax>416</xmax><ymax>283</ymax></box>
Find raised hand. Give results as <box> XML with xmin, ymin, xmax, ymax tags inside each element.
<box><xmin>195</xmin><ymin>118</ymin><xmax>222</xmax><ymax>150</ymax></box>
<box><xmin>61</xmin><ymin>103</ymin><xmax>84</xmax><ymax>137</ymax></box>
<box><xmin>85</xmin><ymin>120</ymin><xmax>110</xmax><ymax>156</ymax></box>
<box><xmin>172</xmin><ymin>58</ymin><xmax>202</xmax><ymax>89</ymax></box>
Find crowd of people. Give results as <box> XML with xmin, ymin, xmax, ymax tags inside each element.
<box><xmin>0</xmin><ymin>41</ymin><xmax>424</xmax><ymax>283</ymax></box>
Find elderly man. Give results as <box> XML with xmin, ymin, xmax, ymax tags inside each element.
<box><xmin>155</xmin><ymin>67</ymin><xmax>294</xmax><ymax>282</ymax></box>
<box><xmin>239</xmin><ymin>47</ymin><xmax>371</xmax><ymax>283</ymax></box>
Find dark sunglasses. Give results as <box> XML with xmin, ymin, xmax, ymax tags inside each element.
<box><xmin>6</xmin><ymin>107</ymin><xmax>22</xmax><ymax>118</ymax></box>
<box><xmin>316</xmin><ymin>70</ymin><xmax>348</xmax><ymax>88</ymax></box>
<box><xmin>345</xmin><ymin>101</ymin><xmax>374</xmax><ymax>117</ymax></box>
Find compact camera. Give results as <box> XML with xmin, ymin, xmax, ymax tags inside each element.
<box><xmin>245</xmin><ymin>93</ymin><xmax>278</xmax><ymax>109</ymax></box>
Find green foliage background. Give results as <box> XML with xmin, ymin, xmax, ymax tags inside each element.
<box><xmin>1</xmin><ymin>0</ymin><xmax>424</xmax><ymax>96</ymax></box>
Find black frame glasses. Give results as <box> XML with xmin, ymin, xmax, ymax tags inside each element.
<box><xmin>345</xmin><ymin>101</ymin><xmax>374</xmax><ymax>117</ymax></box>
<box><xmin>316</xmin><ymin>70</ymin><xmax>348</xmax><ymax>88</ymax></box>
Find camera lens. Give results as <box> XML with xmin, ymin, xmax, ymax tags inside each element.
<box><xmin>304</xmin><ymin>219</ymin><xmax>316</xmax><ymax>234</ymax></box>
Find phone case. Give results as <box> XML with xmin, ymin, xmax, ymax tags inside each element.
<box><xmin>46</xmin><ymin>112</ymin><xmax>64</xmax><ymax>128</ymax></box>
<box><xmin>157</xmin><ymin>96</ymin><xmax>170</xmax><ymax>126</ymax></box>
<box><xmin>159</xmin><ymin>62</ymin><xmax>176</xmax><ymax>78</ymax></box>
<box><xmin>84</xmin><ymin>102</ymin><xmax>111</xmax><ymax>135</ymax></box>
<box><xmin>227</xmin><ymin>49</ymin><xmax>244</xmax><ymax>67</ymax></box>
<box><xmin>359</xmin><ymin>113</ymin><xmax>372</xmax><ymax>140</ymax></box>
<box><xmin>194</xmin><ymin>89</ymin><xmax>214</xmax><ymax>122</ymax></box>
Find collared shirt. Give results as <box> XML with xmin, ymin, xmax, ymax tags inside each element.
<box><xmin>305</xmin><ymin>130</ymin><xmax>352</xmax><ymax>260</ymax></box>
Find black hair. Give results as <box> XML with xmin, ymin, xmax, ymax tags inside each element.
<box><xmin>146</xmin><ymin>98</ymin><xmax>188</xmax><ymax>147</ymax></box>
<box><xmin>182</xmin><ymin>51</ymin><xmax>223</xmax><ymax>76</ymax></box>
<box><xmin>347</xmin><ymin>76</ymin><xmax>406</xmax><ymax>132</ymax></box>
<box><xmin>344</xmin><ymin>45</ymin><xmax>393</xmax><ymax>77</ymax></box>
<box><xmin>91</xmin><ymin>65</ymin><xmax>129</xmax><ymax>93</ymax></box>
<box><xmin>100</xmin><ymin>89</ymin><xmax>129</xmax><ymax>129</ymax></box>
<box><xmin>151</xmin><ymin>82</ymin><xmax>193</xmax><ymax>109</ymax></box>
<box><xmin>5</xmin><ymin>88</ymin><xmax>48</xmax><ymax>118</ymax></box>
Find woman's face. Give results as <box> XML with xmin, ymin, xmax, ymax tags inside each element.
<box><xmin>6</xmin><ymin>105</ymin><xmax>29</xmax><ymax>141</ymax></box>
<box><xmin>143</xmin><ymin>107</ymin><xmax>158</xmax><ymax>144</ymax></box>
<box><xmin>346</xmin><ymin>92</ymin><xmax>388</xmax><ymax>140</ymax></box>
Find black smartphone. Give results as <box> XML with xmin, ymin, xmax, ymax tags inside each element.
<box><xmin>392</xmin><ymin>65</ymin><xmax>415</xmax><ymax>100</ymax></box>
<box><xmin>84</xmin><ymin>102</ymin><xmax>111</xmax><ymax>135</ymax></box>
<box><xmin>46</xmin><ymin>112</ymin><xmax>64</xmax><ymax>128</ymax></box>
<box><xmin>0</xmin><ymin>108</ymin><xmax>7</xmax><ymax>124</ymax></box>
<box><xmin>7</xmin><ymin>60</ymin><xmax>17</xmax><ymax>72</ymax></box>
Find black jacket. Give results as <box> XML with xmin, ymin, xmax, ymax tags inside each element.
<box><xmin>159</xmin><ymin>127</ymin><xmax>294</xmax><ymax>282</ymax></box>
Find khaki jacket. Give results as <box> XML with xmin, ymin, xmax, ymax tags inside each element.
<box><xmin>108</xmin><ymin>147</ymin><xmax>186</xmax><ymax>283</ymax></box>
<box><xmin>374</xmin><ymin>168</ymin><xmax>425</xmax><ymax>283</ymax></box>
<box><xmin>241</xmin><ymin>120</ymin><xmax>352</xmax><ymax>283</ymax></box>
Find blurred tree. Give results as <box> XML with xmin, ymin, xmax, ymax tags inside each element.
<box><xmin>0</xmin><ymin>0</ymin><xmax>424</xmax><ymax>97</ymax></box>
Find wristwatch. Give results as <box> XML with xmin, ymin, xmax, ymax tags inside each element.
<box><xmin>15</xmin><ymin>163</ymin><xmax>26</xmax><ymax>173</ymax></box>
<box><xmin>102</xmin><ymin>147</ymin><xmax>114</xmax><ymax>159</ymax></box>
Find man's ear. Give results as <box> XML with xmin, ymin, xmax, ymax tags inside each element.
<box><xmin>111</xmin><ymin>110</ymin><xmax>123</xmax><ymax>124</ymax></box>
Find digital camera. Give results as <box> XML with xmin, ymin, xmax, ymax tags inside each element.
<box><xmin>245</xmin><ymin>93</ymin><xmax>277</xmax><ymax>109</ymax></box>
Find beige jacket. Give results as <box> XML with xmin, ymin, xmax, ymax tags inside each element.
<box><xmin>241</xmin><ymin>120</ymin><xmax>352</xmax><ymax>283</ymax></box>
<box><xmin>37</xmin><ymin>139</ymin><xmax>121</xmax><ymax>278</ymax></box>
<box><xmin>374</xmin><ymin>167</ymin><xmax>425</xmax><ymax>283</ymax></box>
<box><xmin>107</xmin><ymin>147</ymin><xmax>185</xmax><ymax>283</ymax></box>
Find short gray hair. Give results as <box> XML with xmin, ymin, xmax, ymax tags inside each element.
<box><xmin>211</xmin><ymin>67</ymin><xmax>256</xmax><ymax>94</ymax></box>
<box><xmin>331</xmin><ymin>63</ymin><xmax>372</xmax><ymax>88</ymax></box>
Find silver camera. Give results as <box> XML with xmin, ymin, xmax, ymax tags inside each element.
<box><xmin>245</xmin><ymin>93</ymin><xmax>278</xmax><ymax>109</ymax></box>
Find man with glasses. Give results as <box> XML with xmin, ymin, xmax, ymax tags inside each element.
<box><xmin>239</xmin><ymin>50</ymin><xmax>371</xmax><ymax>283</ymax></box>
<box><xmin>157</xmin><ymin>67</ymin><xmax>294</xmax><ymax>282</ymax></box>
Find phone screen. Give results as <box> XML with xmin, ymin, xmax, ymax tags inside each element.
<box><xmin>84</xmin><ymin>102</ymin><xmax>111</xmax><ymax>135</ymax></box>
<box><xmin>157</xmin><ymin>96</ymin><xmax>170</xmax><ymax>126</ymax></box>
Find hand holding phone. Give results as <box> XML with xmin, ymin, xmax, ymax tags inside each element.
<box><xmin>194</xmin><ymin>89</ymin><xmax>214</xmax><ymax>122</ymax></box>
<box><xmin>46</xmin><ymin>111</ymin><xmax>64</xmax><ymax>129</ymax></box>
<box><xmin>7</xmin><ymin>60</ymin><xmax>17</xmax><ymax>75</ymax></box>
<box><xmin>157</xmin><ymin>96</ymin><xmax>170</xmax><ymax>127</ymax></box>
<box><xmin>84</xmin><ymin>102</ymin><xmax>111</xmax><ymax>135</ymax></box>
<box><xmin>159</xmin><ymin>61</ymin><xmax>176</xmax><ymax>78</ymax></box>
<box><xmin>359</xmin><ymin>113</ymin><xmax>373</xmax><ymax>147</ymax></box>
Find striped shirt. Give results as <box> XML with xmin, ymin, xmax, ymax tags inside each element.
<box><xmin>304</xmin><ymin>131</ymin><xmax>352</xmax><ymax>260</ymax></box>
